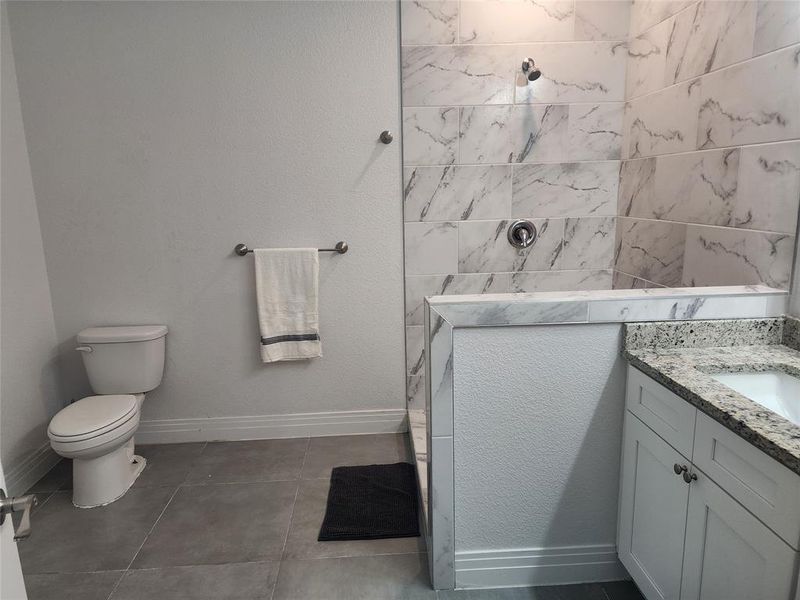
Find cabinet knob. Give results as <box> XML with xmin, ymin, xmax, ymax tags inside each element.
<box><xmin>682</xmin><ymin>470</ymin><xmax>698</xmax><ymax>484</ymax></box>
<box><xmin>673</xmin><ymin>463</ymin><xmax>687</xmax><ymax>475</ymax></box>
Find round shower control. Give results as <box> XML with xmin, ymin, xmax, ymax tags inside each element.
<box><xmin>507</xmin><ymin>219</ymin><xmax>537</xmax><ymax>249</ymax></box>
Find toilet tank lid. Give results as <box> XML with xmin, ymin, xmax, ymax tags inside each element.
<box><xmin>77</xmin><ymin>325</ymin><xmax>168</xmax><ymax>343</ymax></box>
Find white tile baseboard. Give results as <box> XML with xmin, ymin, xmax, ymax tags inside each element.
<box><xmin>454</xmin><ymin>544</ymin><xmax>628</xmax><ymax>589</ymax></box>
<box><xmin>136</xmin><ymin>409</ymin><xmax>408</xmax><ymax>444</ymax></box>
<box><xmin>5</xmin><ymin>441</ymin><xmax>61</xmax><ymax>496</ymax></box>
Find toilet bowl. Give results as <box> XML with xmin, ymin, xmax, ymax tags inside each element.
<box><xmin>48</xmin><ymin>325</ymin><xmax>167</xmax><ymax>508</ymax></box>
<box><xmin>49</xmin><ymin>394</ymin><xmax>145</xmax><ymax>507</ymax></box>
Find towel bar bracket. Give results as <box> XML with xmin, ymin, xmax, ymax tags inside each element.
<box><xmin>234</xmin><ymin>242</ymin><xmax>348</xmax><ymax>256</ymax></box>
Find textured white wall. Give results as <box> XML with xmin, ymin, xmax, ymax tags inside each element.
<box><xmin>6</xmin><ymin>1</ymin><xmax>405</xmax><ymax>421</ymax></box>
<box><xmin>1</xmin><ymin>5</ymin><xmax>63</xmax><ymax>469</ymax></box>
<box><xmin>453</xmin><ymin>323</ymin><xmax>625</xmax><ymax>551</ymax></box>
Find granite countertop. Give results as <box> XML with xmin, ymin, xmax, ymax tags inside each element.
<box><xmin>623</xmin><ymin>317</ymin><xmax>800</xmax><ymax>476</ymax></box>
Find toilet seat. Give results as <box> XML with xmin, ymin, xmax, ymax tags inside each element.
<box><xmin>48</xmin><ymin>395</ymin><xmax>139</xmax><ymax>443</ymax></box>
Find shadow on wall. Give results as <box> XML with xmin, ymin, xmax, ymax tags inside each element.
<box><xmin>542</xmin><ymin>345</ymin><xmax>627</xmax><ymax>552</ymax></box>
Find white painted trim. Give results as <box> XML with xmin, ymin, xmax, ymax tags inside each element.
<box><xmin>5</xmin><ymin>441</ymin><xmax>61</xmax><ymax>496</ymax></box>
<box><xmin>136</xmin><ymin>408</ymin><xmax>408</xmax><ymax>444</ymax></box>
<box><xmin>454</xmin><ymin>545</ymin><xmax>628</xmax><ymax>589</ymax></box>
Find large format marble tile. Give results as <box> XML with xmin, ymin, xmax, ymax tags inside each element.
<box><xmin>665</xmin><ymin>1</ymin><xmax>757</xmax><ymax>85</ymax></box>
<box><xmin>612</xmin><ymin>269</ymin><xmax>650</xmax><ymax>290</ymax></box>
<box><xmin>407</xmin><ymin>374</ymin><xmax>424</xmax><ymax>410</ymax></box>
<box><xmin>562</xmin><ymin>216</ymin><xmax>616</xmax><ymax>269</ymax></box>
<box><xmin>512</xmin><ymin>161</ymin><xmax>618</xmax><ymax>218</ymax></box>
<box><xmin>459</xmin><ymin>105</ymin><xmax>569</xmax><ymax>164</ymax></box>
<box><xmin>754</xmin><ymin>0</ymin><xmax>800</xmax><ymax>55</ymax></box>
<box><xmin>459</xmin><ymin>0</ymin><xmax>575</xmax><ymax>43</ymax></box>
<box><xmin>682</xmin><ymin>225</ymin><xmax>794</xmax><ymax>289</ymax></box>
<box><xmin>400</xmin><ymin>0</ymin><xmax>459</xmax><ymax>45</ymax></box>
<box><xmin>697</xmin><ymin>45</ymin><xmax>800</xmax><ymax>149</ymax></box>
<box><xmin>404</xmin><ymin>222</ymin><xmax>458</xmax><ymax>275</ymax></box>
<box><xmin>589</xmin><ymin>293</ymin><xmax>781</xmax><ymax>322</ymax></box>
<box><xmin>567</xmin><ymin>103</ymin><xmax>624</xmax><ymax>160</ymax></box>
<box><xmin>575</xmin><ymin>0</ymin><xmax>632</xmax><ymax>41</ymax></box>
<box><xmin>515</xmin><ymin>42</ymin><xmax>626</xmax><ymax>104</ymax></box>
<box><xmin>402</xmin><ymin>45</ymin><xmax>514</xmax><ymax>106</ymax></box>
<box><xmin>734</xmin><ymin>141</ymin><xmax>800</xmax><ymax>234</ymax></box>
<box><xmin>651</xmin><ymin>148</ymin><xmax>739</xmax><ymax>225</ymax></box>
<box><xmin>625</xmin><ymin>79</ymin><xmax>701</xmax><ymax>158</ymax></box>
<box><xmin>625</xmin><ymin>18</ymin><xmax>669</xmax><ymax>99</ymax></box>
<box><xmin>615</xmin><ymin>218</ymin><xmax>687</xmax><ymax>286</ymax></box>
<box><xmin>618</xmin><ymin>157</ymin><xmax>656</xmax><ymax>217</ymax></box>
<box><xmin>404</xmin><ymin>165</ymin><xmax>511</xmax><ymax>222</ymax></box>
<box><xmin>405</xmin><ymin>273</ymin><xmax>510</xmax><ymax>325</ymax></box>
<box><xmin>402</xmin><ymin>107</ymin><xmax>458</xmax><ymax>166</ymax></box>
<box><xmin>458</xmin><ymin>218</ymin><xmax>564</xmax><ymax>273</ymax></box>
<box><xmin>406</xmin><ymin>325</ymin><xmax>424</xmax><ymax>375</ymax></box>
<box><xmin>511</xmin><ymin>269</ymin><xmax>613</xmax><ymax>292</ymax></box>
<box><xmin>629</xmin><ymin>0</ymin><xmax>695</xmax><ymax>37</ymax></box>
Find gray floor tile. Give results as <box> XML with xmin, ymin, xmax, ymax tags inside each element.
<box><xmin>273</xmin><ymin>554</ymin><xmax>435</xmax><ymax>600</ymax></box>
<box><xmin>438</xmin><ymin>583</ymin><xmax>614</xmax><ymax>600</ymax></box>
<box><xmin>110</xmin><ymin>561</ymin><xmax>279</xmax><ymax>600</ymax></box>
<box><xmin>283</xmin><ymin>479</ymin><xmax>425</xmax><ymax>560</ymax></box>
<box><xmin>24</xmin><ymin>571</ymin><xmax>124</xmax><ymax>600</ymax></box>
<box><xmin>302</xmin><ymin>434</ymin><xmax>411</xmax><ymax>480</ymax></box>
<box><xmin>132</xmin><ymin>481</ymin><xmax>297</xmax><ymax>568</ymax></box>
<box><xmin>19</xmin><ymin>487</ymin><xmax>175</xmax><ymax>574</ymax></box>
<box><xmin>185</xmin><ymin>439</ymin><xmax>308</xmax><ymax>485</ymax></box>
<box><xmin>26</xmin><ymin>460</ymin><xmax>72</xmax><ymax>494</ymax></box>
<box><xmin>133</xmin><ymin>442</ymin><xmax>206</xmax><ymax>488</ymax></box>
<box><xmin>602</xmin><ymin>581</ymin><xmax>645</xmax><ymax>600</ymax></box>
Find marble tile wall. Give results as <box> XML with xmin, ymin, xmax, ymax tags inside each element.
<box><xmin>400</xmin><ymin>0</ymin><xmax>631</xmax><ymax>409</ymax></box>
<box><xmin>617</xmin><ymin>0</ymin><xmax>800</xmax><ymax>290</ymax></box>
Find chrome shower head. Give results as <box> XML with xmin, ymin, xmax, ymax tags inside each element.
<box><xmin>521</xmin><ymin>57</ymin><xmax>541</xmax><ymax>83</ymax></box>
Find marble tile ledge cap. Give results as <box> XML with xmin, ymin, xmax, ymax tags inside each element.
<box><xmin>427</xmin><ymin>285</ymin><xmax>782</xmax><ymax>307</ymax></box>
<box><xmin>425</xmin><ymin>285</ymin><xmax>786</xmax><ymax>327</ymax></box>
<box><xmin>623</xmin><ymin>316</ymin><xmax>800</xmax><ymax>475</ymax></box>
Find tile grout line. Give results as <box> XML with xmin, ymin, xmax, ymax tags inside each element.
<box><xmin>106</xmin><ymin>484</ymin><xmax>181</xmax><ymax>600</ymax></box>
<box><xmin>103</xmin><ymin>442</ymin><xmax>209</xmax><ymax>600</ymax></box>
<box><xmin>269</xmin><ymin>436</ymin><xmax>312</xmax><ymax>600</ymax></box>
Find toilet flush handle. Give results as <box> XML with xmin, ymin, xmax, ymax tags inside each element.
<box><xmin>75</xmin><ymin>346</ymin><xmax>93</xmax><ymax>353</ymax></box>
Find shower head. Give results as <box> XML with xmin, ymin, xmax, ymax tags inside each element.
<box><xmin>521</xmin><ymin>57</ymin><xmax>541</xmax><ymax>82</ymax></box>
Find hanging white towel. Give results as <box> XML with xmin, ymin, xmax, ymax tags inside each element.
<box><xmin>254</xmin><ymin>248</ymin><xmax>322</xmax><ymax>362</ymax></box>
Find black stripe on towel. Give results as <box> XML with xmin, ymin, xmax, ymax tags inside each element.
<box><xmin>261</xmin><ymin>333</ymin><xmax>320</xmax><ymax>346</ymax></box>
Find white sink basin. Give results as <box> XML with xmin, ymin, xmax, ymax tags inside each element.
<box><xmin>710</xmin><ymin>370</ymin><xmax>800</xmax><ymax>426</ymax></box>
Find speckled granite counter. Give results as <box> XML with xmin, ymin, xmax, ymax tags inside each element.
<box><xmin>623</xmin><ymin>317</ymin><xmax>800</xmax><ymax>475</ymax></box>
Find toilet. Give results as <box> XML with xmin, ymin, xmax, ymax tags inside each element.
<box><xmin>48</xmin><ymin>325</ymin><xmax>168</xmax><ymax>508</ymax></box>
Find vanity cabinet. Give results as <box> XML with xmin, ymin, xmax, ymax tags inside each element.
<box><xmin>618</xmin><ymin>366</ymin><xmax>800</xmax><ymax>600</ymax></box>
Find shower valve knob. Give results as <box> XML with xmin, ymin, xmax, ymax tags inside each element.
<box><xmin>379</xmin><ymin>130</ymin><xmax>393</xmax><ymax>144</ymax></box>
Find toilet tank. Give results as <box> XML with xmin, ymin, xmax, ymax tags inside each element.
<box><xmin>76</xmin><ymin>325</ymin><xmax>168</xmax><ymax>395</ymax></box>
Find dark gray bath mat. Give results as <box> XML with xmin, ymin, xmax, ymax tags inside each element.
<box><xmin>318</xmin><ymin>462</ymin><xmax>420</xmax><ymax>541</ymax></box>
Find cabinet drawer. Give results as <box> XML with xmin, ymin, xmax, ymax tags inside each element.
<box><xmin>626</xmin><ymin>366</ymin><xmax>697</xmax><ymax>458</ymax></box>
<box><xmin>693</xmin><ymin>412</ymin><xmax>800</xmax><ymax>550</ymax></box>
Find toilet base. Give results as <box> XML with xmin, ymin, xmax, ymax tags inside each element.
<box><xmin>72</xmin><ymin>439</ymin><xmax>146</xmax><ymax>508</ymax></box>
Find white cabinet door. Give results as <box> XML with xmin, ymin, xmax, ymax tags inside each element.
<box><xmin>618</xmin><ymin>412</ymin><xmax>691</xmax><ymax>600</ymax></box>
<box><xmin>680</xmin><ymin>469</ymin><xmax>798</xmax><ymax>600</ymax></box>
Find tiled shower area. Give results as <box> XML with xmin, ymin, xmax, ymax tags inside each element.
<box><xmin>401</xmin><ymin>0</ymin><xmax>800</xmax><ymax>409</ymax></box>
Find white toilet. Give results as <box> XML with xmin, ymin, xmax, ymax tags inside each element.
<box><xmin>48</xmin><ymin>325</ymin><xmax>168</xmax><ymax>508</ymax></box>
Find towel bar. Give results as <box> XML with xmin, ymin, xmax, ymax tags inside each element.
<box><xmin>234</xmin><ymin>242</ymin><xmax>348</xmax><ymax>256</ymax></box>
